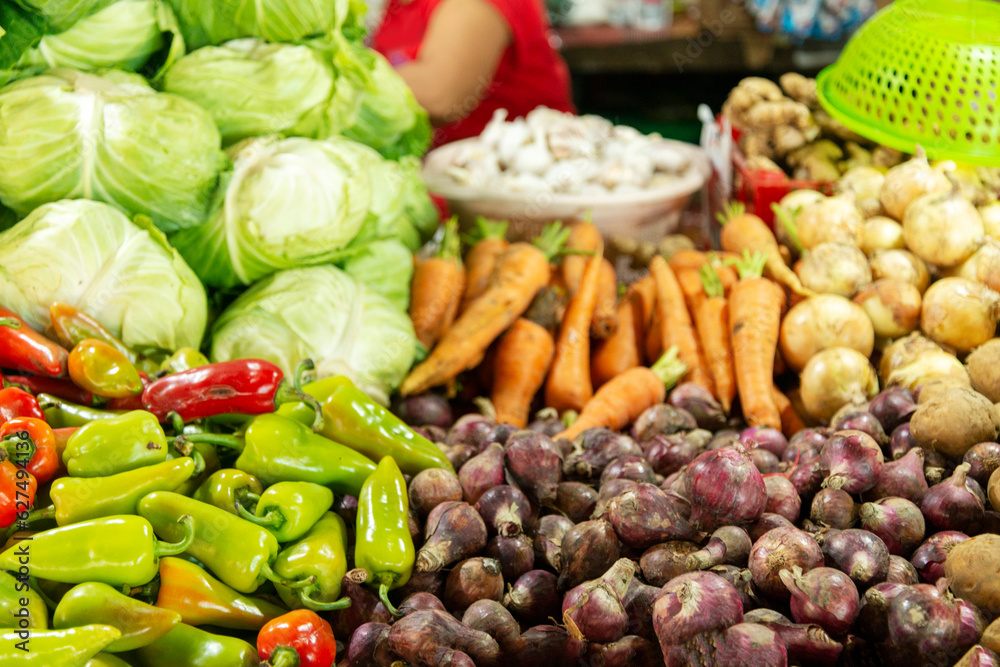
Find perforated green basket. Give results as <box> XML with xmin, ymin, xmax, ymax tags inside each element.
<box><xmin>817</xmin><ymin>0</ymin><xmax>1000</xmax><ymax>166</ymax></box>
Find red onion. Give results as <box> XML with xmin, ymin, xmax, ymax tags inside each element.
<box><xmin>963</xmin><ymin>442</ymin><xmax>1000</xmax><ymax>487</ymax></box>
<box><xmin>744</xmin><ymin>613</ymin><xmax>843</xmax><ymax>665</ymax></box>
<box><xmin>409</xmin><ymin>468</ymin><xmax>464</xmax><ymax>519</ymax></box>
<box><xmin>788</xmin><ymin>461</ymin><xmax>824</xmax><ymax>498</ymax></box>
<box><xmin>599</xmin><ymin>456</ymin><xmax>658</xmax><ymax>486</ymax></box>
<box><xmin>764</xmin><ymin>474</ymin><xmax>802</xmax><ymax>522</ymax></box>
<box><xmin>419</xmin><ymin>424</ymin><xmax>448</xmax><ymax>443</ymax></box>
<box><xmin>821</xmin><ymin>528</ymin><xmax>890</xmax><ymax>589</ymax></box>
<box><xmin>606</xmin><ymin>483</ymin><xmax>699</xmax><ymax>549</ymax></box>
<box><xmin>462</xmin><ymin>599</ymin><xmax>520</xmax><ymax>655</ymax></box>
<box><xmin>709</xmin><ymin>565</ymin><xmax>756</xmax><ymax>611</ymax></box>
<box><xmin>621</xmin><ymin>577</ymin><xmax>665</xmax><ymax>641</ymax></box>
<box><xmin>631</xmin><ymin>404</ymin><xmax>697</xmax><ymax>442</ymax></box>
<box><xmin>486</xmin><ymin>423</ymin><xmax>518</xmax><ymax>446</ymax></box>
<box><xmin>504</xmin><ymin>431</ymin><xmax>563</xmax><ymax>504</ymax></box>
<box><xmin>438</xmin><ymin>443</ymin><xmax>478</xmax><ymax>471</ymax></box>
<box><xmin>982</xmin><ymin>510</ymin><xmax>1000</xmax><ymax>534</ymax></box>
<box><xmin>859</xmin><ymin>497</ymin><xmax>925</xmax><ymax>556</ymax></box>
<box><xmin>957</xmin><ymin>599</ymin><xmax>989</xmax><ymax>650</ymax></box>
<box><xmin>503</xmin><ymin>570</ymin><xmax>560</xmax><ymax>626</ymax></box>
<box><xmin>780</xmin><ymin>565</ymin><xmax>860</xmax><ymax>636</ymax></box>
<box><xmin>651</xmin><ymin>571</ymin><xmax>743</xmax><ymax>650</ymax></box>
<box><xmin>686</xmin><ymin>526</ymin><xmax>752</xmax><ymax>570</ymax></box>
<box><xmin>527</xmin><ymin>408</ymin><xmax>564</xmax><ymax>437</ymax></box>
<box><xmin>474</xmin><ymin>485</ymin><xmax>532</xmax><ymax>537</ymax></box>
<box><xmin>398</xmin><ymin>592</ymin><xmax>447</xmax><ymax>616</ymax></box>
<box><xmin>558</xmin><ymin>519</ymin><xmax>622</xmax><ymax>591</ymax></box>
<box><xmin>346</xmin><ymin>622</ymin><xmax>393</xmax><ymax>667</ymax></box>
<box><xmin>886</xmin><ymin>555</ymin><xmax>920</xmax><ymax>584</ymax></box>
<box><xmin>888</xmin><ymin>581</ymin><xmax>980</xmax><ymax>665</ymax></box>
<box><xmin>749</xmin><ymin>448</ymin><xmax>782</xmax><ymax>474</ymax></box>
<box><xmin>819</xmin><ymin>430</ymin><xmax>884</xmax><ymax>494</ymax></box>
<box><xmin>669</xmin><ymin>382</ymin><xmax>728</xmax><ymax>431</ymax></box>
<box><xmin>511</xmin><ymin>625</ymin><xmax>586</xmax><ymax>666</ymax></box>
<box><xmin>532</xmin><ymin>515</ymin><xmax>573</xmax><ymax>572</ymax></box>
<box><xmin>447</xmin><ymin>413</ymin><xmax>495</xmax><ymax>450</ymax></box>
<box><xmin>458</xmin><ymin>442</ymin><xmax>505</xmax><ymax>505</ymax></box>
<box><xmin>388</xmin><ymin>609</ymin><xmax>499</xmax><ymax>667</ymax></box>
<box><xmin>921</xmin><ymin>463</ymin><xmax>985</xmax><ymax>534</ymax></box>
<box><xmin>553</xmin><ymin>482</ymin><xmax>597</xmax><ymax>523</ymax></box>
<box><xmin>443</xmin><ymin>557</ymin><xmax>504</xmax><ymax>615</ymax></box>
<box><xmin>707</xmin><ymin>429</ymin><xmax>740</xmax><ymax>451</ymax></box>
<box><xmin>561</xmin><ymin>559</ymin><xmax>635</xmax><ymax>643</ymax></box>
<box><xmin>564</xmin><ymin>428</ymin><xmax>644</xmax><ymax>481</ymax></box>
<box><xmin>855</xmin><ymin>581</ymin><xmax>909</xmax><ymax>642</ymax></box>
<box><xmin>868</xmin><ymin>386</ymin><xmax>917</xmax><ymax>434</ymax></box>
<box><xmin>833</xmin><ymin>411</ymin><xmax>889</xmax><ymax>447</ymax></box>
<box><xmin>667</xmin><ymin>622</ymin><xmax>788</xmax><ymax>667</ymax></box>
<box><xmin>592</xmin><ymin>478</ymin><xmax>638</xmax><ymax>519</ymax></box>
<box><xmin>393</xmin><ymin>393</ymin><xmax>453</xmax><ymax>429</ymax></box>
<box><xmin>783</xmin><ymin>429</ymin><xmax>828</xmax><ymax>462</ymax></box>
<box><xmin>584</xmin><ymin>635</ymin><xmax>661</xmax><ymax>667</ymax></box>
<box><xmin>397</xmin><ymin>571</ymin><xmax>447</xmax><ymax>601</ymax></box>
<box><xmin>417</xmin><ymin>501</ymin><xmax>489</xmax><ymax>572</ymax></box>
<box><xmin>866</xmin><ymin>446</ymin><xmax>928</xmax><ymax>503</ymax></box>
<box><xmin>331</xmin><ymin>569</ymin><xmax>391</xmax><ymax>641</ymax></box>
<box><xmin>748</xmin><ymin>527</ymin><xmax>824</xmax><ymax>602</ymax></box>
<box><xmin>888</xmin><ymin>423</ymin><xmax>918</xmax><ymax>460</ymax></box>
<box><xmin>958</xmin><ymin>646</ymin><xmax>1000</xmax><ymax>667</ymax></box>
<box><xmin>643</xmin><ymin>433</ymin><xmax>703</xmax><ymax>477</ymax></box>
<box><xmin>639</xmin><ymin>540</ymin><xmax>701</xmax><ymax>587</ymax></box>
<box><xmin>684</xmin><ymin>446</ymin><xmax>767</xmax><ymax>531</ymax></box>
<box><xmin>910</xmin><ymin>531</ymin><xmax>970</xmax><ymax>583</ymax></box>
<box><xmin>810</xmin><ymin>488</ymin><xmax>857</xmax><ymax>529</ymax></box>
<box><xmin>740</xmin><ymin>426</ymin><xmax>789</xmax><ymax>458</ymax></box>
<box><xmin>484</xmin><ymin>534</ymin><xmax>534</xmax><ymax>584</ymax></box>
<box><xmin>747</xmin><ymin>513</ymin><xmax>795</xmax><ymax>542</ymax></box>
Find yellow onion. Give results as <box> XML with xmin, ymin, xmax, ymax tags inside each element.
<box><xmin>903</xmin><ymin>181</ymin><xmax>984</xmax><ymax>268</ymax></box>
<box><xmin>796</xmin><ymin>194</ymin><xmax>865</xmax><ymax>250</ymax></box>
<box><xmin>775</xmin><ymin>190</ymin><xmax>827</xmax><ymax>252</ymax></box>
<box><xmin>796</xmin><ymin>243</ymin><xmax>871</xmax><ymax>298</ymax></box>
<box><xmin>779</xmin><ymin>294</ymin><xmax>874</xmax><ymax>372</ymax></box>
<box><xmin>979</xmin><ymin>201</ymin><xmax>1000</xmax><ymax>241</ymax></box>
<box><xmin>886</xmin><ymin>349</ymin><xmax>969</xmax><ymax>393</ymax></box>
<box><xmin>869</xmin><ymin>249</ymin><xmax>930</xmax><ymax>293</ymax></box>
<box><xmin>878</xmin><ymin>332</ymin><xmax>942</xmax><ymax>383</ymax></box>
<box><xmin>800</xmin><ymin>347</ymin><xmax>880</xmax><ymax>424</ymax></box>
<box><xmin>859</xmin><ymin>217</ymin><xmax>906</xmax><ymax>256</ymax></box>
<box><xmin>942</xmin><ymin>238</ymin><xmax>1000</xmax><ymax>288</ymax></box>
<box><xmin>838</xmin><ymin>166</ymin><xmax>885</xmax><ymax>218</ymax></box>
<box><xmin>853</xmin><ymin>280</ymin><xmax>922</xmax><ymax>340</ymax></box>
<box><xmin>879</xmin><ymin>146</ymin><xmax>951</xmax><ymax>220</ymax></box>
<box><xmin>920</xmin><ymin>277</ymin><xmax>1000</xmax><ymax>354</ymax></box>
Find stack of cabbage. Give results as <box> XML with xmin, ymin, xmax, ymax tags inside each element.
<box><xmin>0</xmin><ymin>0</ymin><xmax>437</xmax><ymax>403</ymax></box>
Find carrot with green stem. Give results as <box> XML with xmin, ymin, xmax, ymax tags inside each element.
<box><xmin>459</xmin><ymin>217</ymin><xmax>509</xmax><ymax>314</ymax></box>
<box><xmin>592</xmin><ymin>282</ymin><xmax>644</xmax><ymax>387</ymax></box>
<box><xmin>401</xmin><ymin>223</ymin><xmax>570</xmax><ymax>396</ymax></box>
<box><xmin>545</xmin><ymin>241</ymin><xmax>605</xmax><ymax>412</ymax></box>
<box><xmin>718</xmin><ymin>202</ymin><xmax>813</xmax><ymax>297</ymax></box>
<box><xmin>650</xmin><ymin>255</ymin><xmax>715</xmax><ymax>395</ymax></box>
<box><xmin>410</xmin><ymin>217</ymin><xmax>466</xmax><ymax>349</ymax></box>
<box><xmin>556</xmin><ymin>347</ymin><xmax>687</xmax><ymax>441</ymax></box>
<box><xmin>696</xmin><ymin>263</ymin><xmax>737</xmax><ymax>414</ymax></box>
<box><xmin>727</xmin><ymin>250</ymin><xmax>786</xmax><ymax>430</ymax></box>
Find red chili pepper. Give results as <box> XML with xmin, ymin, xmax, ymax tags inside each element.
<box><xmin>3</xmin><ymin>375</ymin><xmax>94</xmax><ymax>407</ymax></box>
<box><xmin>0</xmin><ymin>388</ymin><xmax>46</xmax><ymax>427</ymax></box>
<box><xmin>0</xmin><ymin>418</ymin><xmax>58</xmax><ymax>484</ymax></box>
<box><xmin>0</xmin><ymin>460</ymin><xmax>37</xmax><ymax>529</ymax></box>
<box><xmin>258</xmin><ymin>609</ymin><xmax>337</xmax><ymax>667</ymax></box>
<box><xmin>141</xmin><ymin>359</ymin><xmax>323</xmax><ymax>430</ymax></box>
<box><xmin>0</xmin><ymin>308</ymin><xmax>69</xmax><ymax>377</ymax></box>
<box><xmin>106</xmin><ymin>371</ymin><xmax>152</xmax><ymax>411</ymax></box>
<box><xmin>52</xmin><ymin>427</ymin><xmax>78</xmax><ymax>476</ymax></box>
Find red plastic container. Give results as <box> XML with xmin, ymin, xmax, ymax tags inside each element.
<box><xmin>731</xmin><ymin>143</ymin><xmax>836</xmax><ymax>228</ymax></box>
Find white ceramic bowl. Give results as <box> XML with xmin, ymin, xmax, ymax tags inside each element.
<box><xmin>422</xmin><ymin>138</ymin><xmax>711</xmax><ymax>242</ymax></box>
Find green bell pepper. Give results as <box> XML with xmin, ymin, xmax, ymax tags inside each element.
<box><xmin>126</xmin><ymin>623</ymin><xmax>259</xmax><ymax>667</ymax></box>
<box><xmin>54</xmin><ymin>582</ymin><xmax>181</xmax><ymax>652</ymax></box>
<box><xmin>137</xmin><ymin>491</ymin><xmax>303</xmax><ymax>595</ymax></box>
<box><xmin>0</xmin><ymin>624</ymin><xmax>121</xmax><ymax>665</ymax></box>
<box><xmin>192</xmin><ymin>469</ymin><xmax>263</xmax><ymax>515</ymax></box>
<box><xmin>273</xmin><ymin>511</ymin><xmax>350</xmax><ymax>612</ymax></box>
<box><xmin>0</xmin><ymin>515</ymin><xmax>194</xmax><ymax>588</ymax></box>
<box><xmin>278</xmin><ymin>376</ymin><xmax>454</xmax><ymax>475</ymax></box>
<box><xmin>63</xmin><ymin>411</ymin><xmax>168</xmax><ymax>477</ymax></box>
<box><xmin>235</xmin><ymin>481</ymin><xmax>333</xmax><ymax>543</ymax></box>
<box><xmin>0</xmin><ymin>570</ymin><xmax>46</xmax><ymax>629</ymax></box>
<box><xmin>355</xmin><ymin>456</ymin><xmax>414</xmax><ymax>616</ymax></box>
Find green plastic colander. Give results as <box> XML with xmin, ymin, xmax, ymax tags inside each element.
<box><xmin>817</xmin><ymin>0</ymin><xmax>1000</xmax><ymax>166</ymax></box>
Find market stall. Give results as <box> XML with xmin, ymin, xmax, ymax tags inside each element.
<box><xmin>0</xmin><ymin>0</ymin><xmax>1000</xmax><ymax>665</ymax></box>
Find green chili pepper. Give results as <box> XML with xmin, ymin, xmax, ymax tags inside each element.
<box><xmin>137</xmin><ymin>491</ymin><xmax>306</xmax><ymax>595</ymax></box>
<box><xmin>0</xmin><ymin>570</ymin><xmax>46</xmax><ymax>629</ymax></box>
<box><xmin>173</xmin><ymin>442</ymin><xmax>221</xmax><ymax>498</ymax></box>
<box><xmin>49</xmin><ymin>457</ymin><xmax>196</xmax><ymax>525</ymax></box>
<box><xmin>0</xmin><ymin>515</ymin><xmax>194</xmax><ymax>587</ymax></box>
<box><xmin>235</xmin><ymin>481</ymin><xmax>333</xmax><ymax>543</ymax></box>
<box><xmin>278</xmin><ymin>376</ymin><xmax>454</xmax><ymax>475</ymax></box>
<box><xmin>126</xmin><ymin>622</ymin><xmax>259</xmax><ymax>667</ymax></box>
<box><xmin>159</xmin><ymin>348</ymin><xmax>209</xmax><ymax>374</ymax></box>
<box><xmin>54</xmin><ymin>582</ymin><xmax>181</xmax><ymax>652</ymax></box>
<box><xmin>192</xmin><ymin>469</ymin><xmax>263</xmax><ymax>515</ymax></box>
<box><xmin>0</xmin><ymin>624</ymin><xmax>121</xmax><ymax>665</ymax></box>
<box><xmin>84</xmin><ymin>654</ymin><xmax>132</xmax><ymax>667</ymax></box>
<box><xmin>38</xmin><ymin>394</ymin><xmax>126</xmax><ymax>429</ymax></box>
<box><xmin>179</xmin><ymin>413</ymin><xmax>377</xmax><ymax>497</ymax></box>
<box><xmin>68</xmin><ymin>339</ymin><xmax>143</xmax><ymax>399</ymax></box>
<box><xmin>63</xmin><ymin>410</ymin><xmax>168</xmax><ymax>477</ymax></box>
<box><xmin>153</xmin><ymin>557</ymin><xmax>286</xmax><ymax>631</ymax></box>
<box><xmin>355</xmin><ymin>456</ymin><xmax>414</xmax><ymax>616</ymax></box>
<box><xmin>273</xmin><ymin>511</ymin><xmax>351</xmax><ymax>612</ymax></box>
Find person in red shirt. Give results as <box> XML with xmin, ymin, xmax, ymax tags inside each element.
<box><xmin>371</xmin><ymin>0</ymin><xmax>576</xmax><ymax>147</ymax></box>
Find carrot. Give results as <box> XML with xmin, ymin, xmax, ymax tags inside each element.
<box><xmin>708</xmin><ymin>253</ymin><xmax>740</xmax><ymax>295</ymax></box>
<box><xmin>459</xmin><ymin>217</ymin><xmax>509</xmax><ymax>314</ymax></box>
<box><xmin>556</xmin><ymin>347</ymin><xmax>687</xmax><ymax>441</ymax></box>
<box><xmin>676</xmin><ymin>267</ymin><xmax>707</xmax><ymax>320</ymax></box>
<box><xmin>649</xmin><ymin>255</ymin><xmax>714</xmax><ymax>395</ymax></box>
<box><xmin>562</xmin><ymin>221</ymin><xmax>603</xmax><ymax>295</ymax></box>
<box><xmin>771</xmin><ymin>384</ymin><xmax>807</xmax><ymax>438</ymax></box>
<box><xmin>591</xmin><ymin>258</ymin><xmax>619</xmax><ymax>339</ymax></box>
<box><xmin>696</xmin><ymin>264</ymin><xmax>737</xmax><ymax>414</ymax></box>
<box><xmin>631</xmin><ymin>275</ymin><xmax>657</xmax><ymax>324</ymax></box>
<box><xmin>401</xmin><ymin>223</ymin><xmax>569</xmax><ymax>396</ymax></box>
<box><xmin>490</xmin><ymin>289</ymin><xmax>563</xmax><ymax>427</ymax></box>
<box><xmin>645</xmin><ymin>308</ymin><xmax>663</xmax><ymax>366</ymax></box>
<box><xmin>545</xmin><ymin>242</ymin><xmax>605</xmax><ymax>412</ymax></box>
<box><xmin>409</xmin><ymin>217</ymin><xmax>466</xmax><ymax>349</ymax></box>
<box><xmin>718</xmin><ymin>202</ymin><xmax>813</xmax><ymax>297</ymax></box>
<box><xmin>669</xmin><ymin>249</ymin><xmax>741</xmax><ymax>274</ymax></box>
<box><xmin>728</xmin><ymin>250</ymin><xmax>786</xmax><ymax>430</ymax></box>
<box><xmin>591</xmin><ymin>284</ymin><xmax>644</xmax><ymax>387</ymax></box>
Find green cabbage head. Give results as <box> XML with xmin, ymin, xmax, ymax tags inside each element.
<box><xmin>0</xmin><ymin>69</ymin><xmax>225</xmax><ymax>233</ymax></box>
<box><xmin>0</xmin><ymin>199</ymin><xmax>208</xmax><ymax>352</ymax></box>
<box><xmin>211</xmin><ymin>265</ymin><xmax>416</xmax><ymax>405</ymax></box>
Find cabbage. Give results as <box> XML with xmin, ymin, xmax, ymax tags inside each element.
<box><xmin>169</xmin><ymin>135</ymin><xmax>373</xmax><ymax>288</ymax></box>
<box><xmin>338</xmin><ymin>238</ymin><xmax>414</xmax><ymax>312</ymax></box>
<box><xmin>0</xmin><ymin>69</ymin><xmax>225</xmax><ymax>233</ymax></box>
<box><xmin>0</xmin><ymin>199</ymin><xmax>207</xmax><ymax>352</ymax></box>
<box><xmin>167</xmin><ymin>0</ymin><xmax>356</xmax><ymax>49</ymax></box>
<box><xmin>12</xmin><ymin>0</ymin><xmax>116</xmax><ymax>32</ymax></box>
<box><xmin>1</xmin><ymin>0</ymin><xmax>185</xmax><ymax>86</ymax></box>
<box><xmin>211</xmin><ymin>265</ymin><xmax>416</xmax><ymax>405</ymax></box>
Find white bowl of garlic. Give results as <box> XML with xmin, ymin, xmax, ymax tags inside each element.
<box><xmin>422</xmin><ymin>107</ymin><xmax>711</xmax><ymax>241</ymax></box>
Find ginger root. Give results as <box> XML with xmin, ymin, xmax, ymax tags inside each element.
<box><xmin>780</xmin><ymin>72</ymin><xmax>819</xmax><ymax>107</ymax></box>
